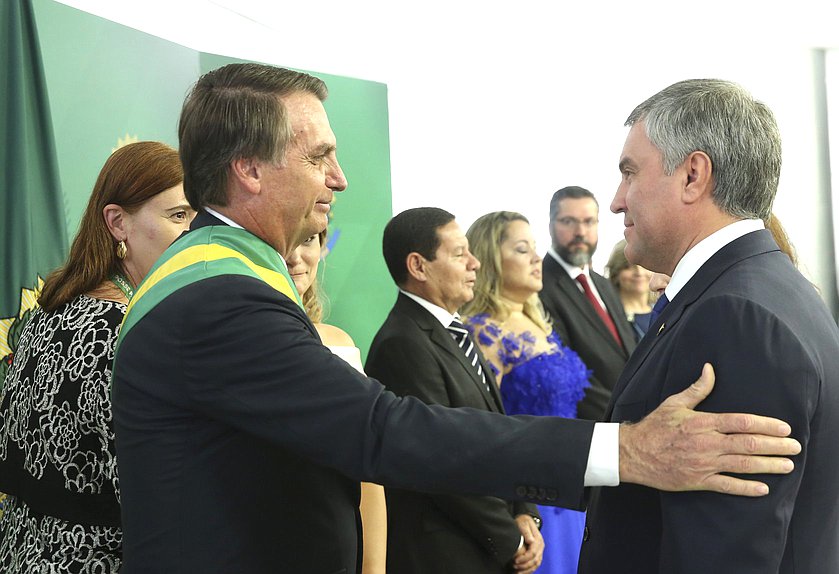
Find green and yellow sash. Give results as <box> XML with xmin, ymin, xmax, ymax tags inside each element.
<box><xmin>115</xmin><ymin>225</ymin><xmax>302</xmax><ymax>356</ymax></box>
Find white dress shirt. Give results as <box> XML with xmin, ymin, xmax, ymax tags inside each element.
<box><xmin>402</xmin><ymin>289</ymin><xmax>619</xmax><ymax>487</ymax></box>
<box><xmin>664</xmin><ymin>219</ymin><xmax>764</xmax><ymax>302</ymax></box>
<box><xmin>547</xmin><ymin>247</ymin><xmax>608</xmax><ymax>311</ymax></box>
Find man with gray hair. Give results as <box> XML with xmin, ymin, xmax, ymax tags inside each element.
<box><xmin>578</xmin><ymin>79</ymin><xmax>839</xmax><ymax>573</ymax></box>
<box><xmin>111</xmin><ymin>66</ymin><xmax>802</xmax><ymax>573</ymax></box>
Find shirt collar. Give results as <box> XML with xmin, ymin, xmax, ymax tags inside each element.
<box><xmin>203</xmin><ymin>207</ymin><xmax>288</xmax><ymax>271</ymax></box>
<box><xmin>665</xmin><ymin>219</ymin><xmax>764</xmax><ymax>301</ymax></box>
<box><xmin>399</xmin><ymin>289</ymin><xmax>458</xmax><ymax>328</ymax></box>
<box><xmin>204</xmin><ymin>207</ymin><xmax>242</xmax><ymax>229</ymax></box>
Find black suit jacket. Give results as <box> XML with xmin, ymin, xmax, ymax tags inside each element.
<box><xmin>112</xmin><ymin>213</ymin><xmax>595</xmax><ymax>574</ymax></box>
<box><xmin>579</xmin><ymin>229</ymin><xmax>839</xmax><ymax>573</ymax></box>
<box><xmin>366</xmin><ymin>293</ymin><xmax>538</xmax><ymax>573</ymax></box>
<box><xmin>540</xmin><ymin>256</ymin><xmax>637</xmax><ymax>420</ymax></box>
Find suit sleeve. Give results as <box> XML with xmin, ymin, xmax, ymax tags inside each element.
<box><xmin>365</xmin><ymin>332</ymin><xmax>528</xmax><ymax>564</ymax></box>
<box><xmin>656</xmin><ymin>295</ymin><xmax>817</xmax><ymax>573</ymax></box>
<box><xmin>169</xmin><ymin>277</ymin><xmax>593</xmax><ymax>509</ymax></box>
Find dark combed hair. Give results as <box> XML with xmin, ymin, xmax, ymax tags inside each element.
<box><xmin>178</xmin><ymin>63</ymin><xmax>328</xmax><ymax>210</ymax></box>
<box><xmin>38</xmin><ymin>141</ymin><xmax>183</xmax><ymax>311</ymax></box>
<box><xmin>382</xmin><ymin>207</ymin><xmax>455</xmax><ymax>286</ymax></box>
<box><xmin>549</xmin><ymin>185</ymin><xmax>597</xmax><ymax>221</ymax></box>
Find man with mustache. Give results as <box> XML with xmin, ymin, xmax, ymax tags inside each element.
<box><xmin>540</xmin><ymin>186</ymin><xmax>637</xmax><ymax>420</ymax></box>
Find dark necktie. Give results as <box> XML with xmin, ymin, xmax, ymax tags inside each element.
<box><xmin>576</xmin><ymin>274</ymin><xmax>623</xmax><ymax>347</ymax></box>
<box><xmin>447</xmin><ymin>319</ymin><xmax>491</xmax><ymax>393</ymax></box>
<box><xmin>649</xmin><ymin>293</ymin><xmax>670</xmax><ymax>324</ymax></box>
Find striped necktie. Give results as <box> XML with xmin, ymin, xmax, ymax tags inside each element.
<box><xmin>447</xmin><ymin>319</ymin><xmax>491</xmax><ymax>393</ymax></box>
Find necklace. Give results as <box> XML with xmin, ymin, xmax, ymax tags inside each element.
<box><xmin>109</xmin><ymin>273</ymin><xmax>135</xmax><ymax>300</ymax></box>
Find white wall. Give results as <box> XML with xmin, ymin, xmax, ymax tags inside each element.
<box><xmin>55</xmin><ymin>0</ymin><xmax>839</xmax><ymax>309</ymax></box>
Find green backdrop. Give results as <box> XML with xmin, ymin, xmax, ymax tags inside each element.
<box><xmin>1</xmin><ymin>0</ymin><xmax>396</xmax><ymax>365</ymax></box>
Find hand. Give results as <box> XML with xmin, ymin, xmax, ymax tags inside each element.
<box><xmin>511</xmin><ymin>514</ymin><xmax>544</xmax><ymax>574</ymax></box>
<box><xmin>619</xmin><ymin>363</ymin><xmax>801</xmax><ymax>496</ymax></box>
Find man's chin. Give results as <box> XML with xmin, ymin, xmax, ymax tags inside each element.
<box><xmin>560</xmin><ymin>250</ymin><xmax>592</xmax><ymax>268</ymax></box>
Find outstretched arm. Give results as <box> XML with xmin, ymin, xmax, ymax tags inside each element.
<box><xmin>618</xmin><ymin>363</ymin><xmax>800</xmax><ymax>496</ymax></box>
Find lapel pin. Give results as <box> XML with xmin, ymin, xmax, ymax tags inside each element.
<box><xmin>658</xmin><ymin>323</ymin><xmax>665</xmax><ymax>335</ymax></box>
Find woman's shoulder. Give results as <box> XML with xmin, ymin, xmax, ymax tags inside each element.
<box><xmin>314</xmin><ymin>322</ymin><xmax>355</xmax><ymax>347</ymax></box>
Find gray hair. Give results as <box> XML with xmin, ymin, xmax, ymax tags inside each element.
<box><xmin>626</xmin><ymin>79</ymin><xmax>781</xmax><ymax>220</ymax></box>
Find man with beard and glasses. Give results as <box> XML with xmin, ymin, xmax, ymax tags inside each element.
<box><xmin>539</xmin><ymin>186</ymin><xmax>637</xmax><ymax>420</ymax></box>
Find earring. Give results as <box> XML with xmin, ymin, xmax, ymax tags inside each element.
<box><xmin>116</xmin><ymin>240</ymin><xmax>127</xmax><ymax>260</ymax></box>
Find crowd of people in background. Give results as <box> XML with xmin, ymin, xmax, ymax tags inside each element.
<box><xmin>0</xmin><ymin>64</ymin><xmax>833</xmax><ymax>574</ymax></box>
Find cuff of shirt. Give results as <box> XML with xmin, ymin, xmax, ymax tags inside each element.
<box><xmin>583</xmin><ymin>422</ymin><xmax>620</xmax><ymax>486</ymax></box>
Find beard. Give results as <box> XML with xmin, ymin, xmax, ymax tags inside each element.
<box><xmin>557</xmin><ymin>238</ymin><xmax>597</xmax><ymax>267</ymax></box>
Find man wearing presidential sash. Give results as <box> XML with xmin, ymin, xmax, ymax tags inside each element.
<box><xmin>110</xmin><ymin>63</ymin><xmax>801</xmax><ymax>574</ymax></box>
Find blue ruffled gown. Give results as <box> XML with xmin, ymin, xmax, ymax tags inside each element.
<box><xmin>465</xmin><ymin>313</ymin><xmax>591</xmax><ymax>574</ymax></box>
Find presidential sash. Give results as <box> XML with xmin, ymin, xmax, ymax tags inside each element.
<box><xmin>115</xmin><ymin>225</ymin><xmax>302</xmax><ymax>356</ymax></box>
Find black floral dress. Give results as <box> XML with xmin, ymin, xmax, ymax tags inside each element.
<box><xmin>0</xmin><ymin>295</ymin><xmax>124</xmax><ymax>573</ymax></box>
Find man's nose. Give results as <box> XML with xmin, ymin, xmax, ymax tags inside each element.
<box><xmin>328</xmin><ymin>161</ymin><xmax>347</xmax><ymax>192</ymax></box>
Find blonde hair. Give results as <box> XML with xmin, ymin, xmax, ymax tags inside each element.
<box><xmin>462</xmin><ymin>211</ymin><xmax>550</xmax><ymax>333</ymax></box>
<box><xmin>300</xmin><ymin>229</ymin><xmax>328</xmax><ymax>323</ymax></box>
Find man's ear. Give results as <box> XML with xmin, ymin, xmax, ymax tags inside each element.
<box><xmin>682</xmin><ymin>150</ymin><xmax>714</xmax><ymax>205</ymax></box>
<box><xmin>230</xmin><ymin>157</ymin><xmax>264</xmax><ymax>196</ymax></box>
<box><xmin>405</xmin><ymin>252</ymin><xmax>428</xmax><ymax>282</ymax></box>
<box><xmin>103</xmin><ymin>204</ymin><xmax>128</xmax><ymax>241</ymax></box>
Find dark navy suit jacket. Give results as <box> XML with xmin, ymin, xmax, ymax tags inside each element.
<box><xmin>112</xmin><ymin>213</ymin><xmax>595</xmax><ymax>574</ymax></box>
<box><xmin>579</xmin><ymin>229</ymin><xmax>839</xmax><ymax>573</ymax></box>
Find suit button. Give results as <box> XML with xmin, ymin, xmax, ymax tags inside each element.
<box><xmin>546</xmin><ymin>489</ymin><xmax>558</xmax><ymax>501</ymax></box>
<box><xmin>583</xmin><ymin>526</ymin><xmax>589</xmax><ymax>542</ymax></box>
<box><xmin>538</xmin><ymin>487</ymin><xmax>547</xmax><ymax>500</ymax></box>
<box><xmin>527</xmin><ymin>486</ymin><xmax>538</xmax><ymax>498</ymax></box>
<box><xmin>516</xmin><ymin>486</ymin><xmax>527</xmax><ymax>497</ymax></box>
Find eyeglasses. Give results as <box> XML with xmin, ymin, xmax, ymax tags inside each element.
<box><xmin>555</xmin><ymin>217</ymin><xmax>599</xmax><ymax>229</ymax></box>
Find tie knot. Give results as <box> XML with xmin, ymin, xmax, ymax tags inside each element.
<box><xmin>448</xmin><ymin>319</ymin><xmax>468</xmax><ymax>340</ymax></box>
<box><xmin>650</xmin><ymin>293</ymin><xmax>670</xmax><ymax>323</ymax></box>
<box><xmin>575</xmin><ymin>274</ymin><xmax>590</xmax><ymax>288</ymax></box>
<box><xmin>653</xmin><ymin>293</ymin><xmax>670</xmax><ymax>315</ymax></box>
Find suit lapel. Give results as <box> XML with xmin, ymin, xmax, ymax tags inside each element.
<box><xmin>395</xmin><ymin>294</ymin><xmax>502</xmax><ymax>412</ymax></box>
<box><xmin>546</xmin><ymin>258</ymin><xmax>627</xmax><ymax>355</ymax></box>
<box><xmin>605</xmin><ymin>229</ymin><xmax>780</xmax><ymax>419</ymax></box>
<box><xmin>591</xmin><ymin>271</ymin><xmax>636</xmax><ymax>355</ymax></box>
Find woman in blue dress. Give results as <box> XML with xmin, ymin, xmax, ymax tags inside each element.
<box><xmin>462</xmin><ymin>211</ymin><xmax>590</xmax><ymax>574</ymax></box>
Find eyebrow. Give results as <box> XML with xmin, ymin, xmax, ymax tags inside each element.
<box><xmin>312</xmin><ymin>143</ymin><xmax>336</xmax><ymax>156</ymax></box>
<box><xmin>618</xmin><ymin>157</ymin><xmax>635</xmax><ymax>172</ymax></box>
